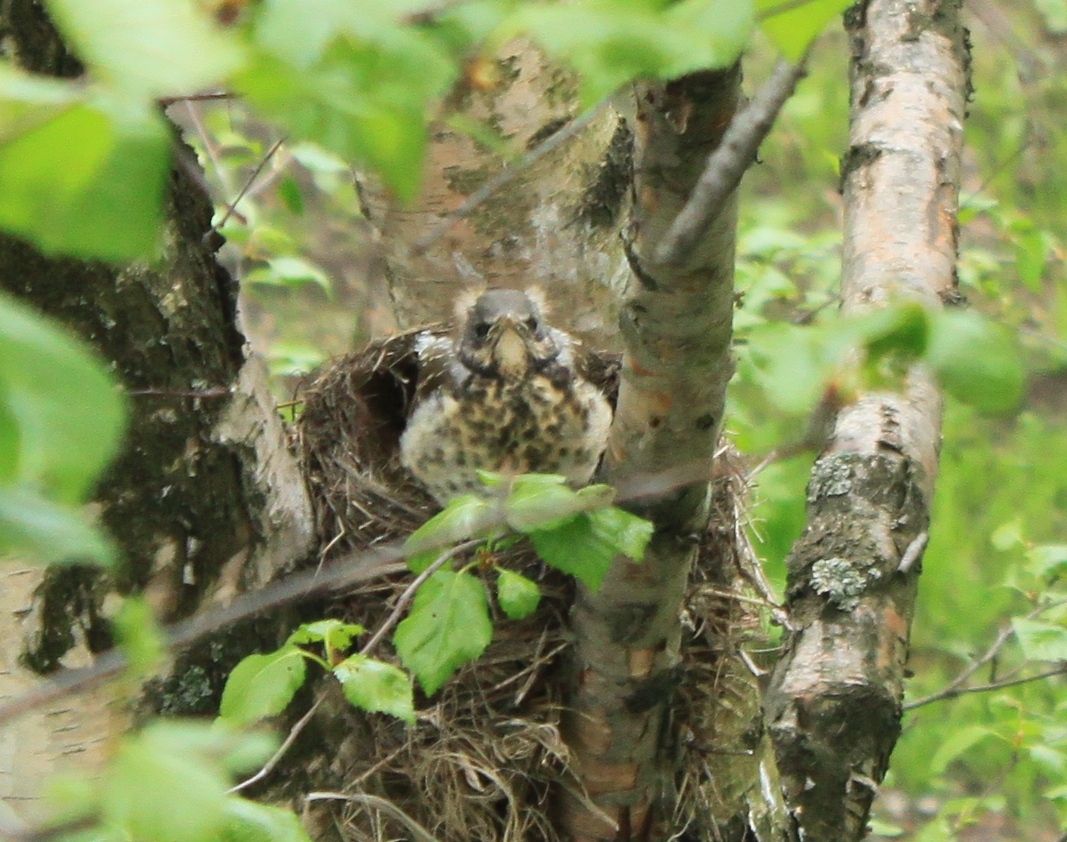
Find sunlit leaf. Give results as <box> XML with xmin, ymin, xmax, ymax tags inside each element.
<box><xmin>393</xmin><ymin>570</ymin><xmax>492</xmax><ymax>695</ymax></box>
<box><xmin>404</xmin><ymin>494</ymin><xmax>496</xmax><ymax>572</ymax></box>
<box><xmin>529</xmin><ymin>506</ymin><xmax>651</xmax><ymax>592</ymax></box>
<box><xmin>756</xmin><ymin>0</ymin><xmax>853</xmax><ymax>62</ymax></box>
<box><xmin>333</xmin><ymin>654</ymin><xmax>415</xmax><ymax>723</ymax></box>
<box><xmin>504</xmin><ymin>473</ymin><xmax>580</xmax><ymax>532</ymax></box>
<box><xmin>45</xmin><ymin>0</ymin><xmax>244</xmax><ymax>96</ymax></box>
<box><xmin>287</xmin><ymin>619</ymin><xmax>364</xmax><ymax>658</ymax></box>
<box><xmin>1013</xmin><ymin>618</ymin><xmax>1067</xmax><ymax>662</ymax></box>
<box><xmin>496</xmin><ymin>568</ymin><xmax>541</xmax><ymax>620</ymax></box>
<box><xmin>218</xmin><ymin>648</ymin><xmax>308</xmax><ymax>725</ymax></box>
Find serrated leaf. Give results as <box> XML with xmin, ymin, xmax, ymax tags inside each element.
<box><xmin>393</xmin><ymin>570</ymin><xmax>492</xmax><ymax>695</ymax></box>
<box><xmin>287</xmin><ymin>619</ymin><xmax>364</xmax><ymax>657</ymax></box>
<box><xmin>588</xmin><ymin>506</ymin><xmax>654</xmax><ymax>562</ymax></box>
<box><xmin>505</xmin><ymin>473</ymin><xmax>580</xmax><ymax>532</ymax></box>
<box><xmin>496</xmin><ymin>568</ymin><xmax>541</xmax><ymax>620</ymax></box>
<box><xmin>218</xmin><ymin>648</ymin><xmax>307</xmax><ymax>725</ymax></box>
<box><xmin>1013</xmin><ymin>618</ymin><xmax>1067</xmax><ymax>662</ymax></box>
<box><xmin>333</xmin><ymin>654</ymin><xmax>415</xmax><ymax>724</ymax></box>
<box><xmin>404</xmin><ymin>494</ymin><xmax>496</xmax><ymax>572</ymax></box>
<box><xmin>529</xmin><ymin>505</ymin><xmax>652</xmax><ymax>591</ymax></box>
<box><xmin>0</xmin><ymin>487</ymin><xmax>115</xmax><ymax>565</ymax></box>
<box><xmin>104</xmin><ymin>723</ymin><xmax>231</xmax><ymax>842</ymax></box>
<box><xmin>221</xmin><ymin>798</ymin><xmax>314</xmax><ymax>842</ymax></box>
<box><xmin>927</xmin><ymin>311</ymin><xmax>1024</xmax><ymax>414</ymax></box>
<box><xmin>45</xmin><ymin>0</ymin><xmax>244</xmax><ymax>97</ymax></box>
<box><xmin>756</xmin><ymin>0</ymin><xmax>853</xmax><ymax>62</ymax></box>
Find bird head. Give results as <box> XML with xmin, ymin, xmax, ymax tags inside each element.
<box><xmin>457</xmin><ymin>289</ymin><xmax>561</xmax><ymax>377</ymax></box>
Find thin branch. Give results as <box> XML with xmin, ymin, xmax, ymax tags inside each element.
<box><xmin>228</xmin><ymin>699</ymin><xmax>323</xmax><ymax>794</ymax></box>
<box><xmin>904</xmin><ymin>598</ymin><xmax>1067</xmax><ymax>710</ymax></box>
<box><xmin>653</xmin><ymin>56</ymin><xmax>808</xmax><ymax>267</ymax></box>
<box><xmin>904</xmin><ymin>666</ymin><xmax>1067</xmax><ymax>711</ymax></box>
<box><xmin>126</xmin><ymin>387</ymin><xmax>232</xmax><ymax>398</ymax></box>
<box><xmin>410</xmin><ymin>100</ymin><xmax>606</xmax><ymax>256</ymax></box>
<box><xmin>214</xmin><ymin>136</ymin><xmax>286</xmax><ymax>231</ymax></box>
<box><xmin>358</xmin><ymin>540</ymin><xmax>480</xmax><ymax>656</ymax></box>
<box><xmin>0</xmin><ymin>461</ymin><xmax>719</xmax><ymax>727</ymax></box>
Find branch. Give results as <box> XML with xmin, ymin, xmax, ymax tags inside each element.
<box><xmin>652</xmin><ymin>56</ymin><xmax>808</xmax><ymax>267</ymax></box>
<box><xmin>905</xmin><ymin>666</ymin><xmax>1067</xmax><ymax>711</ymax></box>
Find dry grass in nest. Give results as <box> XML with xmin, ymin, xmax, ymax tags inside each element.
<box><xmin>294</xmin><ymin>333</ymin><xmax>777</xmax><ymax>842</ymax></box>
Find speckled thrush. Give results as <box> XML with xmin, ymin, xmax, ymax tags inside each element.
<box><xmin>400</xmin><ymin>289</ymin><xmax>613</xmax><ymax>504</ymax></box>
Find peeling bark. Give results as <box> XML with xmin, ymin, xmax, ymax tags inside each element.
<box><xmin>762</xmin><ymin>2</ymin><xmax>967</xmax><ymax>840</ymax></box>
<box><xmin>559</xmin><ymin>68</ymin><xmax>745</xmax><ymax>842</ymax></box>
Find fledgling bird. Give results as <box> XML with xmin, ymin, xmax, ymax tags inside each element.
<box><xmin>400</xmin><ymin>289</ymin><xmax>613</xmax><ymax>504</ymax></box>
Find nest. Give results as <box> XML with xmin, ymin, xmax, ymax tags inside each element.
<box><xmin>294</xmin><ymin>329</ymin><xmax>774</xmax><ymax>842</ymax></box>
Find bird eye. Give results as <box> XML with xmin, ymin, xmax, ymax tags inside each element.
<box><xmin>524</xmin><ymin>317</ymin><xmax>539</xmax><ymax>331</ymax></box>
<box><xmin>473</xmin><ymin>321</ymin><xmax>491</xmax><ymax>339</ymax></box>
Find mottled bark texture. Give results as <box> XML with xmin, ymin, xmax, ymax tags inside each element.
<box><xmin>762</xmin><ymin>2</ymin><xmax>967</xmax><ymax>840</ymax></box>
<box><xmin>361</xmin><ymin>41</ymin><xmax>633</xmax><ymax>347</ymax></box>
<box><xmin>0</xmin><ymin>0</ymin><xmax>312</xmax><ymax>820</ymax></box>
<box><xmin>559</xmin><ymin>69</ymin><xmax>744</xmax><ymax>842</ymax></box>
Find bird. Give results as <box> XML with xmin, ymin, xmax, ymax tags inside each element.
<box><xmin>399</xmin><ymin>289</ymin><xmax>613</xmax><ymax>505</ymax></box>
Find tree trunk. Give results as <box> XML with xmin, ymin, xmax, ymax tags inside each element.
<box><xmin>0</xmin><ymin>0</ymin><xmax>313</xmax><ymax>822</ymax></box>
<box><xmin>763</xmin><ymin>2</ymin><xmax>967</xmax><ymax>840</ymax></box>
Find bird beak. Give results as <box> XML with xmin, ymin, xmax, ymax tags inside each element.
<box><xmin>492</xmin><ymin>317</ymin><xmax>528</xmax><ymax>374</ymax></box>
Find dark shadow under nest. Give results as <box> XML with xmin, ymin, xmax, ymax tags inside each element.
<box><xmin>292</xmin><ymin>328</ymin><xmax>778</xmax><ymax>842</ymax></box>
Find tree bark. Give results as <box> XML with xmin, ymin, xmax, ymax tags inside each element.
<box><xmin>0</xmin><ymin>0</ymin><xmax>313</xmax><ymax>821</ymax></box>
<box><xmin>762</xmin><ymin>2</ymin><xmax>967</xmax><ymax>840</ymax></box>
<box><xmin>559</xmin><ymin>68</ymin><xmax>746</xmax><ymax>842</ymax></box>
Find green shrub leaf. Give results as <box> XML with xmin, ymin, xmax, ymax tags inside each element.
<box><xmin>1012</xmin><ymin>618</ymin><xmax>1067</xmax><ymax>662</ymax></box>
<box><xmin>393</xmin><ymin>570</ymin><xmax>492</xmax><ymax>695</ymax></box>
<box><xmin>221</xmin><ymin>798</ymin><xmax>314</xmax><ymax>842</ymax></box>
<box><xmin>496</xmin><ymin>568</ymin><xmax>541</xmax><ymax>620</ymax></box>
<box><xmin>333</xmin><ymin>654</ymin><xmax>415</xmax><ymax>724</ymax></box>
<box><xmin>927</xmin><ymin>311</ymin><xmax>1025</xmax><ymax>413</ymax></box>
<box><xmin>404</xmin><ymin>494</ymin><xmax>496</xmax><ymax>572</ymax></box>
<box><xmin>218</xmin><ymin>648</ymin><xmax>308</xmax><ymax>725</ymax></box>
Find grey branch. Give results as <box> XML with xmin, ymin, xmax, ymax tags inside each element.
<box><xmin>653</xmin><ymin>56</ymin><xmax>808</xmax><ymax>267</ymax></box>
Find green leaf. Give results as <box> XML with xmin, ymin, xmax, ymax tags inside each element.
<box><xmin>278</xmin><ymin>176</ymin><xmax>306</xmax><ymax>215</ymax></box>
<box><xmin>333</xmin><ymin>654</ymin><xmax>415</xmax><ymax>724</ymax></box>
<box><xmin>505</xmin><ymin>473</ymin><xmax>581</xmax><ymax>532</ymax></box>
<box><xmin>1027</xmin><ymin>544</ymin><xmax>1067</xmax><ymax>579</ymax></box>
<box><xmin>0</xmin><ymin>290</ymin><xmax>126</xmax><ymax>500</ymax></box>
<box><xmin>990</xmin><ymin>518</ymin><xmax>1024</xmax><ymax>551</ymax></box>
<box><xmin>393</xmin><ymin>570</ymin><xmax>492</xmax><ymax>695</ymax></box>
<box><xmin>238</xmin><ymin>0</ymin><xmax>458</xmax><ymax>201</ymax></box>
<box><xmin>529</xmin><ymin>506</ymin><xmax>651</xmax><ymax>592</ymax></box>
<box><xmin>113</xmin><ymin>597</ymin><xmax>164</xmax><ymax>678</ymax></box>
<box><xmin>221</xmin><ymin>799</ymin><xmax>314</xmax><ymax>842</ymax></box>
<box><xmin>404</xmin><ymin>494</ymin><xmax>496</xmax><ymax>572</ymax></box>
<box><xmin>926</xmin><ymin>311</ymin><xmax>1024</xmax><ymax>414</ymax></box>
<box><xmin>855</xmin><ymin>301</ymin><xmax>930</xmax><ymax>365</ymax></box>
<box><xmin>45</xmin><ymin>0</ymin><xmax>244</xmax><ymax>96</ymax></box>
<box><xmin>218</xmin><ymin>648</ymin><xmax>308</xmax><ymax>725</ymax></box>
<box><xmin>928</xmin><ymin>724</ymin><xmax>998</xmax><ymax>776</ymax></box>
<box><xmin>0</xmin><ymin>487</ymin><xmax>114</xmax><ymax>565</ymax></box>
<box><xmin>244</xmin><ymin>256</ymin><xmax>332</xmax><ymax>293</ymax></box>
<box><xmin>514</xmin><ymin>0</ymin><xmax>753</xmax><ymax>106</ymax></box>
<box><xmin>1012</xmin><ymin>618</ymin><xmax>1067</xmax><ymax>662</ymax></box>
<box><xmin>103</xmin><ymin>723</ymin><xmax>231</xmax><ymax>842</ymax></box>
<box><xmin>287</xmin><ymin>619</ymin><xmax>364</xmax><ymax>657</ymax></box>
<box><xmin>0</xmin><ymin>79</ymin><xmax>170</xmax><ymax>258</ymax></box>
<box><xmin>1013</xmin><ymin>226</ymin><xmax>1052</xmax><ymax>292</ymax></box>
<box><xmin>496</xmin><ymin>568</ymin><xmax>541</xmax><ymax>620</ymax></box>
<box><xmin>756</xmin><ymin>0</ymin><xmax>853</xmax><ymax>62</ymax></box>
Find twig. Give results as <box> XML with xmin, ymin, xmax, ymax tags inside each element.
<box><xmin>410</xmin><ymin>100</ymin><xmax>607</xmax><ymax>256</ymax></box>
<box><xmin>653</xmin><ymin>56</ymin><xmax>809</xmax><ymax>267</ymax></box>
<box><xmin>214</xmin><ymin>136</ymin><xmax>286</xmax><ymax>231</ymax></box>
<box><xmin>904</xmin><ymin>665</ymin><xmax>1067</xmax><ymax>711</ymax></box>
<box><xmin>126</xmin><ymin>387</ymin><xmax>232</xmax><ymax>398</ymax></box>
<box><xmin>228</xmin><ymin>699</ymin><xmax>323</xmax><ymax>794</ymax></box>
<box><xmin>306</xmin><ymin>792</ymin><xmax>440</xmax><ymax>842</ymax></box>
<box><xmin>904</xmin><ymin>598</ymin><xmax>1067</xmax><ymax>710</ymax></box>
<box><xmin>358</xmin><ymin>539</ymin><xmax>481</xmax><ymax>656</ymax></box>
<box><xmin>0</xmin><ymin>460</ymin><xmax>722</xmax><ymax>727</ymax></box>
<box><xmin>160</xmin><ymin>91</ymin><xmax>234</xmax><ymax>106</ymax></box>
